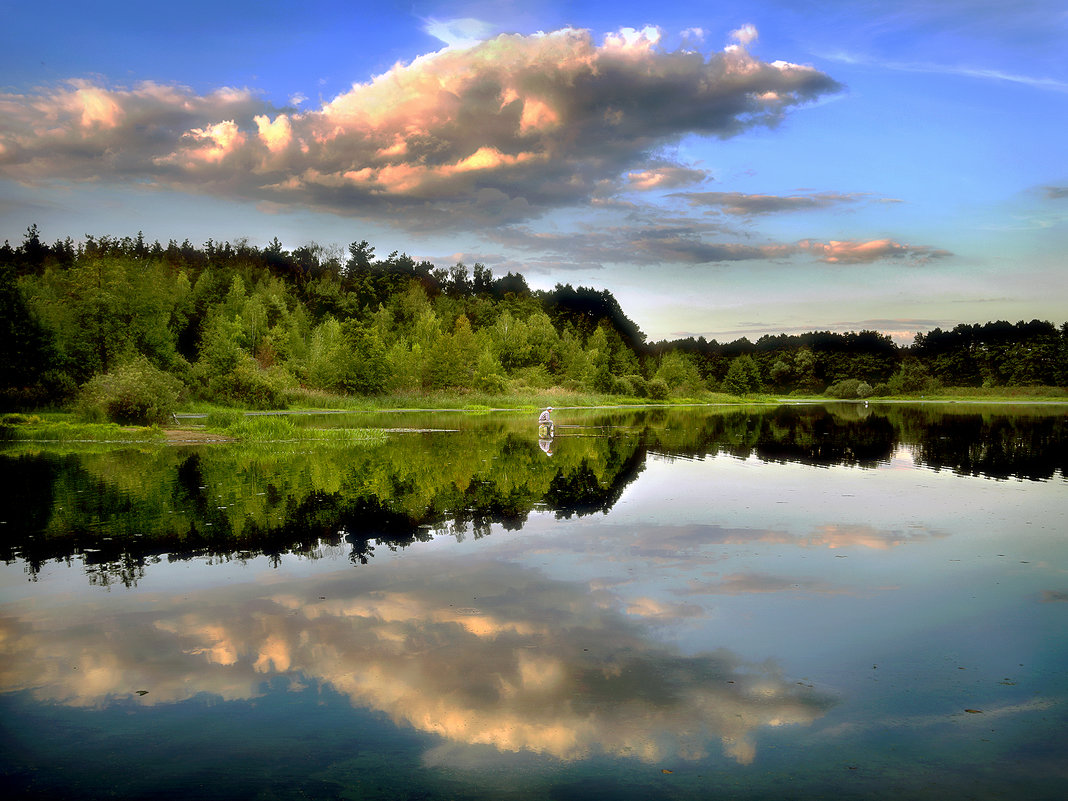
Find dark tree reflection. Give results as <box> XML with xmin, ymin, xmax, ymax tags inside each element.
<box><xmin>2</xmin><ymin>403</ymin><xmax>1063</xmax><ymax>585</ymax></box>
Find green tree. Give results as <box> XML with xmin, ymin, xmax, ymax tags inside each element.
<box><xmin>654</xmin><ymin>351</ymin><xmax>704</xmax><ymax>395</ymax></box>
<box><xmin>887</xmin><ymin>359</ymin><xmax>937</xmax><ymax>394</ymax></box>
<box><xmin>0</xmin><ymin>262</ymin><xmax>60</xmax><ymax>404</ymax></box>
<box><xmin>722</xmin><ymin>355</ymin><xmax>764</xmax><ymax>395</ymax></box>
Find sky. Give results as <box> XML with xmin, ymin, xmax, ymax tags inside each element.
<box><xmin>1</xmin><ymin>0</ymin><xmax>1065</xmax><ymax>344</ymax></box>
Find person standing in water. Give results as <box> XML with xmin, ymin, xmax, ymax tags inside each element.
<box><xmin>538</xmin><ymin>406</ymin><xmax>554</xmax><ymax>454</ymax></box>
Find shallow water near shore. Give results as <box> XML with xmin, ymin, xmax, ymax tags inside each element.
<box><xmin>1</xmin><ymin>403</ymin><xmax>1066</xmax><ymax>799</ymax></box>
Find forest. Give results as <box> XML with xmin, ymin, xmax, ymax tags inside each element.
<box><xmin>2</xmin><ymin>224</ymin><xmax>1066</xmax><ymax>421</ymax></box>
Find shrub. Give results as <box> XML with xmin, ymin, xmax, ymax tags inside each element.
<box><xmin>207</xmin><ymin>355</ymin><xmax>289</xmax><ymax>410</ymax></box>
<box><xmin>623</xmin><ymin>374</ymin><xmax>648</xmax><ymax>397</ymax></box>
<box><xmin>825</xmin><ymin>378</ymin><xmax>874</xmax><ymax>399</ymax></box>
<box><xmin>647</xmin><ymin>378</ymin><xmax>669</xmax><ymax>400</ymax></box>
<box><xmin>78</xmin><ymin>358</ymin><xmax>184</xmax><ymax>425</ymax></box>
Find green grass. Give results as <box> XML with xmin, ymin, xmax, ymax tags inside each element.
<box><xmin>904</xmin><ymin>386</ymin><xmax>1068</xmax><ymax>401</ymax></box>
<box><xmin>15</xmin><ymin>385</ymin><xmax>1068</xmax><ymax>438</ymax></box>
<box><xmin>266</xmin><ymin>387</ymin><xmax>775</xmax><ymax>413</ymax></box>
<box><xmin>0</xmin><ymin>415</ymin><xmax>165</xmax><ymax>443</ymax></box>
<box><xmin>214</xmin><ymin>415</ymin><xmax>387</xmax><ymax>443</ymax></box>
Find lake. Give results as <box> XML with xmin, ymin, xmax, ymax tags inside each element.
<box><xmin>1</xmin><ymin>402</ymin><xmax>1066</xmax><ymax>800</ymax></box>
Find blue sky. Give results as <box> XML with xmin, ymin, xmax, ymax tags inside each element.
<box><xmin>1</xmin><ymin>0</ymin><xmax>1065</xmax><ymax>343</ymax></box>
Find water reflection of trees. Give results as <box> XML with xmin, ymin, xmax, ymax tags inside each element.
<box><xmin>0</xmin><ymin>427</ymin><xmax>649</xmax><ymax>585</ymax></box>
<box><xmin>645</xmin><ymin>405</ymin><xmax>897</xmax><ymax>467</ymax></box>
<box><xmin>892</xmin><ymin>405</ymin><xmax>1068</xmax><ymax>481</ymax></box>
<box><xmin>641</xmin><ymin>404</ymin><xmax>1066</xmax><ymax>480</ymax></box>
<box><xmin>1</xmin><ymin>404</ymin><xmax>1063</xmax><ymax>585</ymax></box>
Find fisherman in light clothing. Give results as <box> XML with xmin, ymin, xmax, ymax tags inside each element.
<box><xmin>537</xmin><ymin>406</ymin><xmax>555</xmax><ymax>454</ymax></box>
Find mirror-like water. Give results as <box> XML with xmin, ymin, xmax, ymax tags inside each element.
<box><xmin>1</xmin><ymin>403</ymin><xmax>1066</xmax><ymax>800</ymax></box>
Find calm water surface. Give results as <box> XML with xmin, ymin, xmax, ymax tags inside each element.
<box><xmin>1</xmin><ymin>403</ymin><xmax>1066</xmax><ymax>800</ymax></box>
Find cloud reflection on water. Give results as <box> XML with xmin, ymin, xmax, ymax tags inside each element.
<box><xmin>0</xmin><ymin>556</ymin><xmax>834</xmax><ymax>766</ymax></box>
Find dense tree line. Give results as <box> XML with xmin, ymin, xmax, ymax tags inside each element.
<box><xmin>1</xmin><ymin>224</ymin><xmax>1066</xmax><ymax>413</ymax></box>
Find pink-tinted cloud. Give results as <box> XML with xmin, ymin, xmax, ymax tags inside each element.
<box><xmin>626</xmin><ymin>166</ymin><xmax>709</xmax><ymax>191</ymax></box>
<box><xmin>0</xmin><ymin>27</ymin><xmax>840</xmax><ymax>230</ymax></box>
<box><xmin>0</xmin><ymin>80</ymin><xmax>268</xmax><ymax>183</ymax></box>
<box><xmin>491</xmin><ymin>223</ymin><xmax>949</xmax><ymax>267</ymax></box>
<box><xmin>797</xmin><ymin>238</ymin><xmax>952</xmax><ymax>264</ymax></box>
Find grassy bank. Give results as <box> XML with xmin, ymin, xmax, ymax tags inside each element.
<box><xmin>271</xmin><ymin>386</ymin><xmax>762</xmax><ymax>412</ymax></box>
<box><xmin>0</xmin><ymin>414</ymin><xmax>165</xmax><ymax>443</ymax></box>
<box><xmin>285</xmin><ymin>384</ymin><xmax>1068</xmax><ymax>409</ymax></box>
<box><xmin>0</xmin><ymin>411</ymin><xmax>386</xmax><ymax>444</ymax></box>
<box><xmin>5</xmin><ymin>386</ymin><xmax>1066</xmax><ymax>444</ymax></box>
<box><xmin>882</xmin><ymin>386</ymin><xmax>1068</xmax><ymax>402</ymax></box>
<box><xmin>200</xmin><ymin>411</ymin><xmax>387</xmax><ymax>443</ymax></box>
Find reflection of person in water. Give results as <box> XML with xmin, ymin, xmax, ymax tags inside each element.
<box><xmin>539</xmin><ymin>437</ymin><xmax>553</xmax><ymax>456</ymax></box>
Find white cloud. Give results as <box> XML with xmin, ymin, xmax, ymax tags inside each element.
<box><xmin>729</xmin><ymin>24</ymin><xmax>759</xmax><ymax>47</ymax></box>
<box><xmin>423</xmin><ymin>17</ymin><xmax>497</xmax><ymax>49</ymax></box>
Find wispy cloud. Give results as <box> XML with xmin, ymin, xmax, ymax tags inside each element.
<box><xmin>674</xmin><ymin>190</ymin><xmax>891</xmax><ymax>215</ymax></box>
<box><xmin>625</xmin><ymin>166</ymin><xmax>710</xmax><ymax>191</ymax></box>
<box><xmin>422</xmin><ymin>17</ymin><xmax>498</xmax><ymax>49</ymax></box>
<box><xmin>491</xmin><ymin>223</ymin><xmax>949</xmax><ymax>267</ymax></box>
<box><xmin>824</xmin><ymin>51</ymin><xmax>1068</xmax><ymax>93</ymax></box>
<box><xmin>797</xmin><ymin>238</ymin><xmax>951</xmax><ymax>264</ymax></box>
<box><xmin>665</xmin><ymin>319</ymin><xmax>950</xmax><ymax>345</ymax></box>
<box><xmin>679</xmin><ymin>572</ymin><xmax>852</xmax><ymax>596</ymax></box>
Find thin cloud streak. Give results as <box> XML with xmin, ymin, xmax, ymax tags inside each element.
<box><xmin>491</xmin><ymin>224</ymin><xmax>950</xmax><ymax>267</ymax></box>
<box><xmin>674</xmin><ymin>190</ymin><xmax>896</xmax><ymax>215</ymax></box>
<box><xmin>824</xmin><ymin>51</ymin><xmax>1068</xmax><ymax>93</ymax></box>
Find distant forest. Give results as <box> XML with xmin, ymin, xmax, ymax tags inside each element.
<box><xmin>2</xmin><ymin>224</ymin><xmax>1066</xmax><ymax>413</ymax></box>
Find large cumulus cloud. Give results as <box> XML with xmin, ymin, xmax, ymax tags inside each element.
<box><xmin>0</xmin><ymin>26</ymin><xmax>840</xmax><ymax>230</ymax></box>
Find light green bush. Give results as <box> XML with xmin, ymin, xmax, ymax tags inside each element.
<box><xmin>207</xmin><ymin>355</ymin><xmax>289</xmax><ymax>410</ymax></box>
<box><xmin>77</xmin><ymin>358</ymin><xmax>184</xmax><ymax>425</ymax></box>
<box><xmin>647</xmin><ymin>378</ymin><xmax>669</xmax><ymax>400</ymax></box>
<box><xmin>825</xmin><ymin>378</ymin><xmax>874</xmax><ymax>399</ymax></box>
